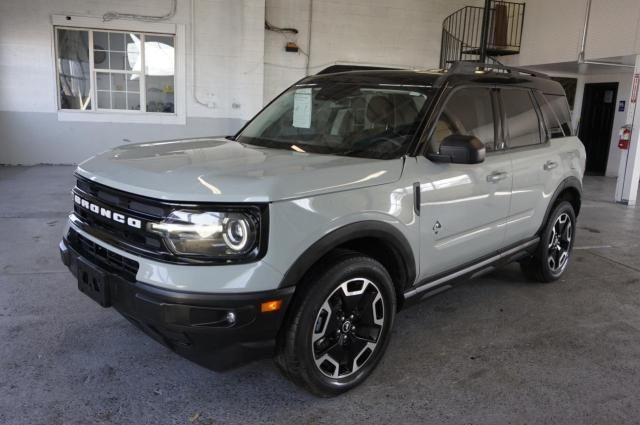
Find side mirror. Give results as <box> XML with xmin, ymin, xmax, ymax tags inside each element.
<box><xmin>428</xmin><ymin>134</ymin><xmax>485</xmax><ymax>164</ymax></box>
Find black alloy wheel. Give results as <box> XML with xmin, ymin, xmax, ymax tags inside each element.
<box><xmin>546</xmin><ymin>211</ymin><xmax>573</xmax><ymax>275</ymax></box>
<box><xmin>521</xmin><ymin>201</ymin><xmax>576</xmax><ymax>283</ymax></box>
<box><xmin>276</xmin><ymin>251</ymin><xmax>396</xmax><ymax>396</ymax></box>
<box><xmin>311</xmin><ymin>277</ymin><xmax>385</xmax><ymax>379</ymax></box>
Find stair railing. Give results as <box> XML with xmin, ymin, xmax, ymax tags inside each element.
<box><xmin>439</xmin><ymin>1</ymin><xmax>525</xmax><ymax>68</ymax></box>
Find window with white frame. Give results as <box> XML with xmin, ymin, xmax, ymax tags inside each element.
<box><xmin>55</xmin><ymin>27</ymin><xmax>176</xmax><ymax>114</ymax></box>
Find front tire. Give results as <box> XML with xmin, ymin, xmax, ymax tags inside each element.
<box><xmin>521</xmin><ymin>201</ymin><xmax>576</xmax><ymax>283</ymax></box>
<box><xmin>275</xmin><ymin>251</ymin><xmax>396</xmax><ymax>397</ymax></box>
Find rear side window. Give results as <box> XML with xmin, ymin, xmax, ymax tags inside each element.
<box><xmin>534</xmin><ymin>92</ymin><xmax>564</xmax><ymax>139</ymax></box>
<box><xmin>545</xmin><ymin>94</ymin><xmax>573</xmax><ymax>136</ymax></box>
<box><xmin>429</xmin><ymin>87</ymin><xmax>495</xmax><ymax>153</ymax></box>
<box><xmin>501</xmin><ymin>89</ymin><xmax>541</xmax><ymax>148</ymax></box>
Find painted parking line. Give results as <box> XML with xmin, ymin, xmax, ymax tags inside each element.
<box><xmin>574</xmin><ymin>245</ymin><xmax>613</xmax><ymax>250</ymax></box>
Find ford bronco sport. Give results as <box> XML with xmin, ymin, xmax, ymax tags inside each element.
<box><xmin>60</xmin><ymin>62</ymin><xmax>585</xmax><ymax>396</ymax></box>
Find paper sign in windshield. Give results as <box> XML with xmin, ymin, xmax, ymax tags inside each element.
<box><xmin>293</xmin><ymin>88</ymin><xmax>312</xmax><ymax>128</ymax></box>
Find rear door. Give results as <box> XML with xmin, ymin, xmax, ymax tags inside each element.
<box><xmin>499</xmin><ymin>87</ymin><xmax>563</xmax><ymax>245</ymax></box>
<box><xmin>415</xmin><ymin>86</ymin><xmax>512</xmax><ymax>280</ymax></box>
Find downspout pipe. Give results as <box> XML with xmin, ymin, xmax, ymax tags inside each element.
<box><xmin>305</xmin><ymin>0</ymin><xmax>314</xmax><ymax>75</ymax></box>
<box><xmin>578</xmin><ymin>0</ymin><xmax>634</xmax><ymax>68</ymax></box>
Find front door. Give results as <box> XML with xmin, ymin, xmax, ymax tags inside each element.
<box><xmin>416</xmin><ymin>86</ymin><xmax>511</xmax><ymax>281</ymax></box>
<box><xmin>578</xmin><ymin>82</ymin><xmax>618</xmax><ymax>175</ymax></box>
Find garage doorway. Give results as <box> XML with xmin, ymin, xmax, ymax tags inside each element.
<box><xmin>578</xmin><ymin>82</ymin><xmax>618</xmax><ymax>175</ymax></box>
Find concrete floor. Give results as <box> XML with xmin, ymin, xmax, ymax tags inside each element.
<box><xmin>2</xmin><ymin>166</ymin><xmax>640</xmax><ymax>425</ymax></box>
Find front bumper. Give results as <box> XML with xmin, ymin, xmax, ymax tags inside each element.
<box><xmin>59</xmin><ymin>237</ymin><xmax>294</xmax><ymax>371</ymax></box>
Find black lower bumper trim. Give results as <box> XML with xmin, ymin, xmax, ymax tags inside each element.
<box><xmin>60</xmin><ymin>238</ymin><xmax>294</xmax><ymax>370</ymax></box>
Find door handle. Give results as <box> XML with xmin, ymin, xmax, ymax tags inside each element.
<box><xmin>543</xmin><ymin>160</ymin><xmax>558</xmax><ymax>171</ymax></box>
<box><xmin>486</xmin><ymin>171</ymin><xmax>508</xmax><ymax>183</ymax></box>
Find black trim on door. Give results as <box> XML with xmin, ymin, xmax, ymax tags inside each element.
<box><xmin>404</xmin><ymin>237</ymin><xmax>540</xmax><ymax>301</ymax></box>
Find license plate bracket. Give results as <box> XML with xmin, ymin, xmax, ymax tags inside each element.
<box><xmin>77</xmin><ymin>257</ymin><xmax>111</xmax><ymax>307</ymax></box>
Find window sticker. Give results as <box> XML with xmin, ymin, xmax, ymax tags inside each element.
<box><xmin>293</xmin><ymin>88</ymin><xmax>312</xmax><ymax>128</ymax></box>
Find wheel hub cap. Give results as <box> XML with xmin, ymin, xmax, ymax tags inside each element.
<box><xmin>547</xmin><ymin>212</ymin><xmax>572</xmax><ymax>275</ymax></box>
<box><xmin>311</xmin><ymin>278</ymin><xmax>385</xmax><ymax>379</ymax></box>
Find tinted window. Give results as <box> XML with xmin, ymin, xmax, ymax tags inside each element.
<box><xmin>534</xmin><ymin>91</ymin><xmax>564</xmax><ymax>139</ymax></box>
<box><xmin>430</xmin><ymin>87</ymin><xmax>495</xmax><ymax>153</ymax></box>
<box><xmin>545</xmin><ymin>94</ymin><xmax>573</xmax><ymax>136</ymax></box>
<box><xmin>502</xmin><ymin>89</ymin><xmax>541</xmax><ymax>148</ymax></box>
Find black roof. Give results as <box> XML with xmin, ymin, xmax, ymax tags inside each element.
<box><xmin>303</xmin><ymin>62</ymin><xmax>565</xmax><ymax>96</ymax></box>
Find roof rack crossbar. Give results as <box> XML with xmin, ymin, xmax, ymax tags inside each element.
<box><xmin>447</xmin><ymin>61</ymin><xmax>549</xmax><ymax>79</ymax></box>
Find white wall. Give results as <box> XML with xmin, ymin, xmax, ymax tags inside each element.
<box><xmin>263</xmin><ymin>0</ymin><xmax>311</xmax><ymax>103</ymax></box>
<box><xmin>0</xmin><ymin>0</ymin><xmax>265</xmax><ymax>118</ymax></box>
<box><xmin>0</xmin><ymin>0</ymin><xmax>265</xmax><ymax>164</ymax></box>
<box><xmin>190</xmin><ymin>0</ymin><xmax>265</xmax><ymax>120</ymax></box>
<box><xmin>582</xmin><ymin>0</ymin><xmax>640</xmax><ymax>61</ymax></box>
<box><xmin>509</xmin><ymin>0</ymin><xmax>640</xmax><ymax>67</ymax></box>
<box><xmin>263</xmin><ymin>0</ymin><xmax>479</xmax><ymax>102</ymax></box>
<box><xmin>1</xmin><ymin>0</ymin><xmax>478</xmax><ymax>164</ymax></box>
<box><xmin>510</xmin><ymin>0</ymin><xmax>586</xmax><ymax>66</ymax></box>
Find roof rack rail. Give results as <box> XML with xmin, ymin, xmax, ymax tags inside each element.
<box><xmin>316</xmin><ymin>65</ymin><xmax>402</xmax><ymax>75</ymax></box>
<box><xmin>447</xmin><ymin>61</ymin><xmax>549</xmax><ymax>79</ymax></box>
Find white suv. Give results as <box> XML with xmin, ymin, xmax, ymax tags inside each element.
<box><xmin>60</xmin><ymin>62</ymin><xmax>585</xmax><ymax>396</ymax></box>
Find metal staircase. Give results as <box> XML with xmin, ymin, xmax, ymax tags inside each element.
<box><xmin>440</xmin><ymin>1</ymin><xmax>525</xmax><ymax>68</ymax></box>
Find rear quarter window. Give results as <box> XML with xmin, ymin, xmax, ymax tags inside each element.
<box><xmin>542</xmin><ymin>93</ymin><xmax>573</xmax><ymax>137</ymax></box>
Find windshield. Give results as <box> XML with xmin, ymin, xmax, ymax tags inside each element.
<box><xmin>236</xmin><ymin>82</ymin><xmax>432</xmax><ymax>159</ymax></box>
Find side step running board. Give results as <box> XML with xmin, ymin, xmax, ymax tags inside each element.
<box><xmin>404</xmin><ymin>238</ymin><xmax>539</xmax><ymax>300</ymax></box>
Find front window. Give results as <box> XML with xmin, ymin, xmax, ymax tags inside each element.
<box><xmin>429</xmin><ymin>87</ymin><xmax>496</xmax><ymax>153</ymax></box>
<box><xmin>236</xmin><ymin>83</ymin><xmax>431</xmax><ymax>159</ymax></box>
<box><xmin>55</xmin><ymin>27</ymin><xmax>175</xmax><ymax>114</ymax></box>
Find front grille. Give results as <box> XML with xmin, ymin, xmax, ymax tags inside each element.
<box><xmin>72</xmin><ymin>177</ymin><xmax>178</xmax><ymax>262</ymax></box>
<box><xmin>67</xmin><ymin>228</ymin><xmax>139</xmax><ymax>282</ymax></box>
<box><xmin>76</xmin><ymin>177</ymin><xmax>167</xmax><ymax>217</ymax></box>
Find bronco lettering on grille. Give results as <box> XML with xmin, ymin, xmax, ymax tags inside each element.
<box><xmin>74</xmin><ymin>194</ymin><xmax>143</xmax><ymax>229</ymax></box>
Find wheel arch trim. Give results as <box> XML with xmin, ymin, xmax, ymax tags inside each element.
<box><xmin>538</xmin><ymin>176</ymin><xmax>582</xmax><ymax>236</ymax></box>
<box><xmin>278</xmin><ymin>221</ymin><xmax>417</xmax><ymax>290</ymax></box>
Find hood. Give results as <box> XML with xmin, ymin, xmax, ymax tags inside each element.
<box><xmin>76</xmin><ymin>138</ymin><xmax>404</xmax><ymax>203</ymax></box>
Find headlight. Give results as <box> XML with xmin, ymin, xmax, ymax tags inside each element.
<box><xmin>148</xmin><ymin>209</ymin><xmax>261</xmax><ymax>258</ymax></box>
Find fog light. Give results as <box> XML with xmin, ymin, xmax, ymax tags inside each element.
<box><xmin>226</xmin><ymin>312</ymin><xmax>236</xmax><ymax>325</ymax></box>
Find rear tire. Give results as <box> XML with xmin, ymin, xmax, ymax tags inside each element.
<box><xmin>275</xmin><ymin>251</ymin><xmax>396</xmax><ymax>397</ymax></box>
<box><xmin>521</xmin><ymin>201</ymin><xmax>576</xmax><ymax>283</ymax></box>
